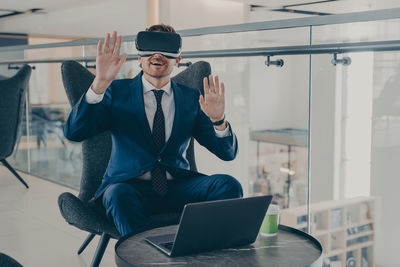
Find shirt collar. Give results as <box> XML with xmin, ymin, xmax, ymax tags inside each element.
<box><xmin>142</xmin><ymin>76</ymin><xmax>172</xmax><ymax>95</ymax></box>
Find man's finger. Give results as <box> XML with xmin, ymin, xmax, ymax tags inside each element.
<box><xmin>104</xmin><ymin>33</ymin><xmax>110</xmax><ymax>53</ymax></box>
<box><xmin>110</xmin><ymin>31</ymin><xmax>117</xmax><ymax>54</ymax></box>
<box><xmin>215</xmin><ymin>75</ymin><xmax>220</xmax><ymax>95</ymax></box>
<box><xmin>221</xmin><ymin>82</ymin><xmax>225</xmax><ymax>98</ymax></box>
<box><xmin>118</xmin><ymin>53</ymin><xmax>128</xmax><ymax>67</ymax></box>
<box><xmin>199</xmin><ymin>94</ymin><xmax>205</xmax><ymax>105</ymax></box>
<box><xmin>203</xmin><ymin>77</ymin><xmax>209</xmax><ymax>93</ymax></box>
<box><xmin>199</xmin><ymin>95</ymin><xmax>208</xmax><ymax>112</ymax></box>
<box><xmin>209</xmin><ymin>75</ymin><xmax>215</xmax><ymax>93</ymax></box>
<box><xmin>97</xmin><ymin>40</ymin><xmax>103</xmax><ymax>56</ymax></box>
<box><xmin>114</xmin><ymin>35</ymin><xmax>123</xmax><ymax>55</ymax></box>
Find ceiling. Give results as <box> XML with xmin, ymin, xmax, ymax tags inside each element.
<box><xmin>231</xmin><ymin>0</ymin><xmax>400</xmax><ymax>13</ymax></box>
<box><xmin>0</xmin><ymin>0</ymin><xmax>399</xmax><ymax>38</ymax></box>
<box><xmin>0</xmin><ymin>0</ymin><xmax>148</xmax><ymax>38</ymax></box>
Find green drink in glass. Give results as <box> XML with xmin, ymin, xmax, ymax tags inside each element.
<box><xmin>260</xmin><ymin>204</ymin><xmax>280</xmax><ymax>237</ymax></box>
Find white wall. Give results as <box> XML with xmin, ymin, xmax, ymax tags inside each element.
<box><xmin>0</xmin><ymin>51</ymin><xmax>24</xmax><ymax>77</ymax></box>
<box><xmin>309</xmin><ymin>54</ymin><xmax>337</xmax><ymax>203</ymax></box>
<box><xmin>248</xmin><ymin>55</ymin><xmax>309</xmax><ymax>130</ymax></box>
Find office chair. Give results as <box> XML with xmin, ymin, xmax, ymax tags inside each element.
<box><xmin>0</xmin><ymin>252</ymin><xmax>23</xmax><ymax>267</ymax></box>
<box><xmin>0</xmin><ymin>65</ymin><xmax>31</xmax><ymax>188</ymax></box>
<box><xmin>58</xmin><ymin>60</ymin><xmax>211</xmax><ymax>267</ymax></box>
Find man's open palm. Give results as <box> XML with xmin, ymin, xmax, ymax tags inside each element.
<box><xmin>199</xmin><ymin>75</ymin><xmax>225</xmax><ymax>122</ymax></box>
<box><xmin>92</xmin><ymin>31</ymin><xmax>128</xmax><ymax>94</ymax></box>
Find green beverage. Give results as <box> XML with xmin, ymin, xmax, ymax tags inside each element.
<box><xmin>260</xmin><ymin>204</ymin><xmax>280</xmax><ymax>237</ymax></box>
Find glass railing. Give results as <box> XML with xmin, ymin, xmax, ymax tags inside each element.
<box><xmin>0</xmin><ymin>8</ymin><xmax>399</xmax><ymax>267</ymax></box>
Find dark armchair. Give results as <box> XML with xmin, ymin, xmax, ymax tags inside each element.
<box><xmin>0</xmin><ymin>252</ymin><xmax>23</xmax><ymax>267</ymax></box>
<box><xmin>58</xmin><ymin>60</ymin><xmax>211</xmax><ymax>267</ymax></box>
<box><xmin>0</xmin><ymin>65</ymin><xmax>31</xmax><ymax>188</ymax></box>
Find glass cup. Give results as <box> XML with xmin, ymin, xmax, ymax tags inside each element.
<box><xmin>260</xmin><ymin>204</ymin><xmax>280</xmax><ymax>237</ymax></box>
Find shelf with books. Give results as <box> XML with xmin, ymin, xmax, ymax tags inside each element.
<box><xmin>280</xmin><ymin>196</ymin><xmax>376</xmax><ymax>267</ymax></box>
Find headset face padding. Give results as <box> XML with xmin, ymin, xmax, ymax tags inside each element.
<box><xmin>135</xmin><ymin>31</ymin><xmax>182</xmax><ymax>59</ymax></box>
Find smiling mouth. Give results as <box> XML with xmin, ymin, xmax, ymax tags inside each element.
<box><xmin>151</xmin><ymin>62</ymin><xmax>164</xmax><ymax>66</ymax></box>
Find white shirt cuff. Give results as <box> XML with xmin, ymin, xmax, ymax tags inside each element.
<box><xmin>85</xmin><ymin>86</ymin><xmax>105</xmax><ymax>104</ymax></box>
<box><xmin>214</xmin><ymin>124</ymin><xmax>230</xmax><ymax>138</ymax></box>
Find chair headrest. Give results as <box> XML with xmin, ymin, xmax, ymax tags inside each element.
<box><xmin>61</xmin><ymin>61</ymin><xmax>95</xmax><ymax>107</ymax></box>
<box><xmin>0</xmin><ymin>65</ymin><xmax>32</xmax><ymax>85</ymax></box>
<box><xmin>172</xmin><ymin>61</ymin><xmax>211</xmax><ymax>95</ymax></box>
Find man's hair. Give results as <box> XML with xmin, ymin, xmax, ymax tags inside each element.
<box><xmin>146</xmin><ymin>23</ymin><xmax>176</xmax><ymax>33</ymax></box>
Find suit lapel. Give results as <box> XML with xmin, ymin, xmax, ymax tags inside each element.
<box><xmin>129</xmin><ymin>72</ymin><xmax>156</xmax><ymax>152</ymax></box>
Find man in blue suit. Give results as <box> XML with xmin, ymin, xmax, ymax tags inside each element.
<box><xmin>64</xmin><ymin>24</ymin><xmax>242</xmax><ymax>237</ymax></box>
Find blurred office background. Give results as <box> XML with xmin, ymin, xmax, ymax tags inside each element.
<box><xmin>0</xmin><ymin>0</ymin><xmax>399</xmax><ymax>266</ymax></box>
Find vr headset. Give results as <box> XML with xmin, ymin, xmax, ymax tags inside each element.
<box><xmin>135</xmin><ymin>31</ymin><xmax>182</xmax><ymax>59</ymax></box>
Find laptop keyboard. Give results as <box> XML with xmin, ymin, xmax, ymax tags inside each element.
<box><xmin>160</xmin><ymin>242</ymin><xmax>174</xmax><ymax>251</ymax></box>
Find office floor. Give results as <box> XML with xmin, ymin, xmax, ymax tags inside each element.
<box><xmin>0</xmin><ymin>165</ymin><xmax>116</xmax><ymax>267</ymax></box>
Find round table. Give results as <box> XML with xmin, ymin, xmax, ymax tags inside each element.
<box><xmin>115</xmin><ymin>225</ymin><xmax>323</xmax><ymax>267</ymax></box>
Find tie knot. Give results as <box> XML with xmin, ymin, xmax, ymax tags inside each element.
<box><xmin>152</xmin><ymin>89</ymin><xmax>164</xmax><ymax>104</ymax></box>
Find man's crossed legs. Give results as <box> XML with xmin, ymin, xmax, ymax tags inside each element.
<box><xmin>102</xmin><ymin>174</ymin><xmax>243</xmax><ymax>236</ymax></box>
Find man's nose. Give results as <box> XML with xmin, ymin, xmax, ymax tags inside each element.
<box><xmin>152</xmin><ymin>53</ymin><xmax>165</xmax><ymax>58</ymax></box>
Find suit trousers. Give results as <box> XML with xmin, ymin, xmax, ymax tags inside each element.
<box><xmin>102</xmin><ymin>174</ymin><xmax>243</xmax><ymax>236</ymax></box>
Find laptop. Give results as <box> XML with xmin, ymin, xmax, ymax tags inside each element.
<box><xmin>145</xmin><ymin>195</ymin><xmax>273</xmax><ymax>257</ymax></box>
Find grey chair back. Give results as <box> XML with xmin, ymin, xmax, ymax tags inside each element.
<box><xmin>0</xmin><ymin>65</ymin><xmax>32</xmax><ymax>159</ymax></box>
<box><xmin>0</xmin><ymin>252</ymin><xmax>23</xmax><ymax>267</ymax></box>
<box><xmin>61</xmin><ymin>61</ymin><xmax>211</xmax><ymax>203</ymax></box>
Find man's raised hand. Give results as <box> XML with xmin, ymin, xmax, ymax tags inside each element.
<box><xmin>199</xmin><ymin>75</ymin><xmax>225</xmax><ymax>123</ymax></box>
<box><xmin>91</xmin><ymin>31</ymin><xmax>128</xmax><ymax>94</ymax></box>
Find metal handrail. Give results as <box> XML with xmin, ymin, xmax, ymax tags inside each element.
<box><xmin>1</xmin><ymin>39</ymin><xmax>400</xmax><ymax>65</ymax></box>
<box><xmin>0</xmin><ymin>8</ymin><xmax>399</xmax><ymax>53</ymax></box>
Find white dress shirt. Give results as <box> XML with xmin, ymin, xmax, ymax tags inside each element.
<box><xmin>85</xmin><ymin>76</ymin><xmax>230</xmax><ymax>180</ymax></box>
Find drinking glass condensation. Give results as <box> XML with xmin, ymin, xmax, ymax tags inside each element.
<box><xmin>260</xmin><ymin>204</ymin><xmax>280</xmax><ymax>237</ymax></box>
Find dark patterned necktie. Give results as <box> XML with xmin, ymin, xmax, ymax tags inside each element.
<box><xmin>151</xmin><ymin>89</ymin><xmax>168</xmax><ymax>196</ymax></box>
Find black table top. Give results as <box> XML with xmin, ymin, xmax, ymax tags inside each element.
<box><xmin>115</xmin><ymin>224</ymin><xmax>323</xmax><ymax>267</ymax></box>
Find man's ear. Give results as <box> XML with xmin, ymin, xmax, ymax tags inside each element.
<box><xmin>175</xmin><ymin>56</ymin><xmax>182</xmax><ymax>66</ymax></box>
<box><xmin>138</xmin><ymin>56</ymin><xmax>143</xmax><ymax>68</ymax></box>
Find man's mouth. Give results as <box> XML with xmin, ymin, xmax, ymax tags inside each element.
<box><xmin>150</xmin><ymin>62</ymin><xmax>164</xmax><ymax>66</ymax></box>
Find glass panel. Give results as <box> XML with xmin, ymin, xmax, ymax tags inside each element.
<box><xmin>23</xmin><ymin>46</ymin><xmax>84</xmax><ymax>61</ymax></box>
<box><xmin>7</xmin><ymin>98</ymin><xmax>29</xmax><ymax>175</ymax></box>
<box><xmin>306</xmin><ymin>48</ymin><xmax>400</xmax><ymax>267</ymax></box>
<box><xmin>312</xmin><ymin>18</ymin><xmax>400</xmax><ymax>45</ymax></box>
<box><xmin>180</xmin><ymin>27</ymin><xmax>311</xmax><ymax>51</ymax></box>
<box><xmin>7</xmin><ymin>61</ymin><xmax>82</xmax><ymax>189</ymax></box>
<box><xmin>310</xmin><ymin>16</ymin><xmax>400</xmax><ymax>267</ymax></box>
<box><xmin>247</xmin><ymin>54</ymin><xmax>310</xmax><ymax>211</ymax></box>
<box><xmin>122</xmin><ymin>27</ymin><xmax>311</xmax><ymax>55</ymax></box>
<box><xmin>173</xmin><ymin>29</ymin><xmax>311</xmax><ymax>216</ymax></box>
<box><xmin>370</xmin><ymin>51</ymin><xmax>399</xmax><ymax>267</ymax></box>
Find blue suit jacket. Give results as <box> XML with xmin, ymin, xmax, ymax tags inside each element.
<box><xmin>64</xmin><ymin>72</ymin><xmax>238</xmax><ymax>199</ymax></box>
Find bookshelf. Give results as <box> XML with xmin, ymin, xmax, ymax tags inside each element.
<box><xmin>280</xmin><ymin>196</ymin><xmax>375</xmax><ymax>267</ymax></box>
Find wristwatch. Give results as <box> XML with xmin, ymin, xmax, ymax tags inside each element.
<box><xmin>212</xmin><ymin>115</ymin><xmax>226</xmax><ymax>126</ymax></box>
